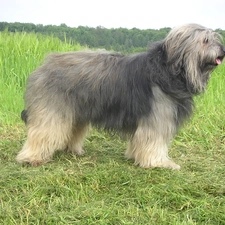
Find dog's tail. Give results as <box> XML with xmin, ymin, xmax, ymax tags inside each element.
<box><xmin>21</xmin><ymin>110</ymin><xmax>28</xmax><ymax>124</ymax></box>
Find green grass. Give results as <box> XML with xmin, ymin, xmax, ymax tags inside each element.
<box><xmin>0</xmin><ymin>31</ymin><xmax>83</xmax><ymax>125</ymax></box>
<box><xmin>0</xmin><ymin>31</ymin><xmax>225</xmax><ymax>224</ymax></box>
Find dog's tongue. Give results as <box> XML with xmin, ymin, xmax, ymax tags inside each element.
<box><xmin>216</xmin><ymin>58</ymin><xmax>222</xmax><ymax>65</ymax></box>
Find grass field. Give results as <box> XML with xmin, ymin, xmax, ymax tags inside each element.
<box><xmin>0</xmin><ymin>31</ymin><xmax>225</xmax><ymax>224</ymax></box>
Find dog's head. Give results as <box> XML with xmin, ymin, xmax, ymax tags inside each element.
<box><xmin>163</xmin><ymin>24</ymin><xmax>225</xmax><ymax>94</ymax></box>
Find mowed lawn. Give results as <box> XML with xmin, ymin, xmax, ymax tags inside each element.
<box><xmin>0</xmin><ymin>31</ymin><xmax>225</xmax><ymax>224</ymax></box>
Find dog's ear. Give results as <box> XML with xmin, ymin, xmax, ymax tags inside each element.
<box><xmin>163</xmin><ymin>46</ymin><xmax>184</xmax><ymax>76</ymax></box>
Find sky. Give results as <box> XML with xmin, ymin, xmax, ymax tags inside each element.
<box><xmin>1</xmin><ymin>0</ymin><xmax>225</xmax><ymax>30</ymax></box>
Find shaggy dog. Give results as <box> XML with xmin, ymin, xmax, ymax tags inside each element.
<box><xmin>17</xmin><ymin>24</ymin><xmax>225</xmax><ymax>169</ymax></box>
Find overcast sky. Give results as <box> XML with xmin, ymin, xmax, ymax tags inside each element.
<box><xmin>1</xmin><ymin>0</ymin><xmax>225</xmax><ymax>30</ymax></box>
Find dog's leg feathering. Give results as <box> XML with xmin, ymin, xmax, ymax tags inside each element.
<box><xmin>17</xmin><ymin>109</ymin><xmax>72</xmax><ymax>166</ymax></box>
<box><xmin>125</xmin><ymin>132</ymin><xmax>180</xmax><ymax>170</ymax></box>
<box><xmin>125</xmin><ymin>86</ymin><xmax>180</xmax><ymax>170</ymax></box>
<box><xmin>66</xmin><ymin>124</ymin><xmax>89</xmax><ymax>155</ymax></box>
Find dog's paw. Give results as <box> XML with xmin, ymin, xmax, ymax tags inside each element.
<box><xmin>162</xmin><ymin>160</ymin><xmax>181</xmax><ymax>170</ymax></box>
<box><xmin>140</xmin><ymin>159</ymin><xmax>181</xmax><ymax>170</ymax></box>
<box><xmin>66</xmin><ymin>147</ymin><xmax>85</xmax><ymax>156</ymax></box>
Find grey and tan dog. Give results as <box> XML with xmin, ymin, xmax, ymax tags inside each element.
<box><xmin>17</xmin><ymin>24</ymin><xmax>225</xmax><ymax>169</ymax></box>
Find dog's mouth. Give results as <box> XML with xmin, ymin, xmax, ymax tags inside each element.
<box><xmin>215</xmin><ymin>56</ymin><xmax>224</xmax><ymax>65</ymax></box>
<box><xmin>215</xmin><ymin>47</ymin><xmax>225</xmax><ymax>65</ymax></box>
<box><xmin>204</xmin><ymin>55</ymin><xmax>224</xmax><ymax>70</ymax></box>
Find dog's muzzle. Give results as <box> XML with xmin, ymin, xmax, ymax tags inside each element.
<box><xmin>215</xmin><ymin>46</ymin><xmax>225</xmax><ymax>65</ymax></box>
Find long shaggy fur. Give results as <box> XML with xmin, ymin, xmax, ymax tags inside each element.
<box><xmin>17</xmin><ymin>24</ymin><xmax>225</xmax><ymax>169</ymax></box>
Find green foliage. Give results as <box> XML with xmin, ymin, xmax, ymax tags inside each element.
<box><xmin>0</xmin><ymin>22</ymin><xmax>171</xmax><ymax>53</ymax></box>
<box><xmin>0</xmin><ymin>31</ymin><xmax>225</xmax><ymax>224</ymax></box>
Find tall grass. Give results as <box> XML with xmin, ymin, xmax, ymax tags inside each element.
<box><xmin>0</xmin><ymin>31</ymin><xmax>83</xmax><ymax>125</ymax></box>
<box><xmin>0</xmin><ymin>31</ymin><xmax>225</xmax><ymax>224</ymax></box>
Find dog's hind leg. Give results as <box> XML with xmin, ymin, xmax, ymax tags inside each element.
<box><xmin>16</xmin><ymin>109</ymin><xmax>71</xmax><ymax>166</ymax></box>
<box><xmin>66</xmin><ymin>124</ymin><xmax>89</xmax><ymax>155</ymax></box>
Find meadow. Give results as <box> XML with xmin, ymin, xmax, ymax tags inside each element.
<box><xmin>0</xmin><ymin>31</ymin><xmax>224</xmax><ymax>224</ymax></box>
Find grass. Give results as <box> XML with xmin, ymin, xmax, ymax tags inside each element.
<box><xmin>0</xmin><ymin>31</ymin><xmax>225</xmax><ymax>224</ymax></box>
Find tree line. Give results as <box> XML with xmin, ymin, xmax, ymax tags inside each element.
<box><xmin>0</xmin><ymin>22</ymin><xmax>224</xmax><ymax>53</ymax></box>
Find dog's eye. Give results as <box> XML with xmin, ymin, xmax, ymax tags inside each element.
<box><xmin>203</xmin><ymin>38</ymin><xmax>209</xmax><ymax>44</ymax></box>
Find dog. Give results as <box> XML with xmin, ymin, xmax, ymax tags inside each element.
<box><xmin>17</xmin><ymin>24</ymin><xmax>225</xmax><ymax>169</ymax></box>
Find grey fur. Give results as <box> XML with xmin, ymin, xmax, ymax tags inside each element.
<box><xmin>17</xmin><ymin>24</ymin><xmax>225</xmax><ymax>169</ymax></box>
